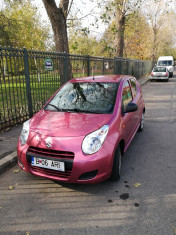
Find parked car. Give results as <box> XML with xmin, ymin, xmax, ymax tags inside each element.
<box><xmin>151</xmin><ymin>66</ymin><xmax>169</xmax><ymax>82</ymax></box>
<box><xmin>17</xmin><ymin>75</ymin><xmax>145</xmax><ymax>184</ymax></box>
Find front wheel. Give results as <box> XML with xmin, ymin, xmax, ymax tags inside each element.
<box><xmin>138</xmin><ymin>113</ymin><xmax>144</xmax><ymax>132</ymax></box>
<box><xmin>110</xmin><ymin>146</ymin><xmax>121</xmax><ymax>181</ymax></box>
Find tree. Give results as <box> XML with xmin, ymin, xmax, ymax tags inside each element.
<box><xmin>42</xmin><ymin>0</ymin><xmax>72</xmax><ymax>53</ymax></box>
<box><xmin>42</xmin><ymin>0</ymin><xmax>73</xmax><ymax>81</ymax></box>
<box><xmin>0</xmin><ymin>0</ymin><xmax>50</xmax><ymax>50</ymax></box>
<box><xmin>143</xmin><ymin>0</ymin><xmax>175</xmax><ymax>60</ymax></box>
<box><xmin>124</xmin><ymin>12</ymin><xmax>152</xmax><ymax>60</ymax></box>
<box><xmin>100</xmin><ymin>0</ymin><xmax>144</xmax><ymax>57</ymax></box>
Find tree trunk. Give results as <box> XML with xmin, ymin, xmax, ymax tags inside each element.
<box><xmin>152</xmin><ymin>25</ymin><xmax>157</xmax><ymax>61</ymax></box>
<box><xmin>42</xmin><ymin>0</ymin><xmax>72</xmax><ymax>83</ymax></box>
<box><xmin>115</xmin><ymin>9</ymin><xmax>126</xmax><ymax>57</ymax></box>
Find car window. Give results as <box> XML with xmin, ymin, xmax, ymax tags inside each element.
<box><xmin>130</xmin><ymin>78</ymin><xmax>137</xmax><ymax>98</ymax></box>
<box><xmin>45</xmin><ymin>82</ymin><xmax>119</xmax><ymax>114</ymax></box>
<box><xmin>153</xmin><ymin>67</ymin><xmax>166</xmax><ymax>72</ymax></box>
<box><xmin>122</xmin><ymin>81</ymin><xmax>132</xmax><ymax>109</ymax></box>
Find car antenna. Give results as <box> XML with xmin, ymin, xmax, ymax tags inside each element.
<box><xmin>92</xmin><ymin>67</ymin><xmax>95</xmax><ymax>80</ymax></box>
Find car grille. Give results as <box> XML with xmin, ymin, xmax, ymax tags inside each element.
<box><xmin>26</xmin><ymin>146</ymin><xmax>74</xmax><ymax>179</ymax></box>
<box><xmin>30</xmin><ymin>166</ymin><xmax>72</xmax><ymax>178</ymax></box>
<box><xmin>27</xmin><ymin>146</ymin><xmax>75</xmax><ymax>159</ymax></box>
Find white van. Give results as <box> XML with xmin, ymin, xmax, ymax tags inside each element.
<box><xmin>157</xmin><ymin>56</ymin><xmax>175</xmax><ymax>77</ymax></box>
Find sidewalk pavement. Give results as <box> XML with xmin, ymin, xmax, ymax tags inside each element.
<box><xmin>0</xmin><ymin>75</ymin><xmax>151</xmax><ymax>175</ymax></box>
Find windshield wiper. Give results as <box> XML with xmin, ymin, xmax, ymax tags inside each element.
<box><xmin>45</xmin><ymin>105</ymin><xmax>106</xmax><ymax>114</ymax></box>
<box><xmin>45</xmin><ymin>104</ymin><xmax>68</xmax><ymax>112</ymax></box>
<box><xmin>62</xmin><ymin>109</ymin><xmax>105</xmax><ymax>114</ymax></box>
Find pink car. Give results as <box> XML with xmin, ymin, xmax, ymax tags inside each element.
<box><xmin>17</xmin><ymin>75</ymin><xmax>145</xmax><ymax>183</ymax></box>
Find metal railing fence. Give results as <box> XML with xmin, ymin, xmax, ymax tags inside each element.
<box><xmin>0</xmin><ymin>46</ymin><xmax>155</xmax><ymax>130</ymax></box>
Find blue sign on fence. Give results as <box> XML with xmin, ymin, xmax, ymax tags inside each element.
<box><xmin>44</xmin><ymin>57</ymin><xmax>53</xmax><ymax>71</ymax></box>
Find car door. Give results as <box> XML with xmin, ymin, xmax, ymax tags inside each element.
<box><xmin>130</xmin><ymin>78</ymin><xmax>143</xmax><ymax>127</ymax></box>
<box><xmin>121</xmin><ymin>80</ymin><xmax>137</xmax><ymax>149</ymax></box>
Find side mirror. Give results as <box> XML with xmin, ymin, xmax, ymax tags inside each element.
<box><xmin>125</xmin><ymin>103</ymin><xmax>138</xmax><ymax>113</ymax></box>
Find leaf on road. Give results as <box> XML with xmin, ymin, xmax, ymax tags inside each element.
<box><xmin>170</xmin><ymin>224</ymin><xmax>176</xmax><ymax>234</ymax></box>
<box><xmin>134</xmin><ymin>183</ymin><xmax>141</xmax><ymax>188</ymax></box>
<box><xmin>8</xmin><ymin>183</ymin><xmax>18</xmax><ymax>191</ymax></box>
<box><xmin>26</xmin><ymin>232</ymin><xmax>30</xmax><ymax>235</ymax></box>
<box><xmin>8</xmin><ymin>185</ymin><xmax>15</xmax><ymax>190</ymax></box>
<box><xmin>0</xmin><ymin>207</ymin><xmax>2</xmax><ymax>210</ymax></box>
<box><xmin>13</xmin><ymin>169</ymin><xmax>20</xmax><ymax>173</ymax></box>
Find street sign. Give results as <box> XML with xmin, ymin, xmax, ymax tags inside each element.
<box><xmin>44</xmin><ymin>57</ymin><xmax>53</xmax><ymax>71</ymax></box>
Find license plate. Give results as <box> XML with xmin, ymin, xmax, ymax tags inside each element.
<box><xmin>31</xmin><ymin>157</ymin><xmax>65</xmax><ymax>172</ymax></box>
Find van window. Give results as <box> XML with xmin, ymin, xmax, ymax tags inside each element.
<box><xmin>158</xmin><ymin>60</ymin><xmax>172</xmax><ymax>66</ymax></box>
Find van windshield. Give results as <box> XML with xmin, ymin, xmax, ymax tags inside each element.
<box><xmin>158</xmin><ymin>60</ymin><xmax>172</xmax><ymax>66</ymax></box>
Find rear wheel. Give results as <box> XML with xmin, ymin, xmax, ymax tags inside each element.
<box><xmin>169</xmin><ymin>72</ymin><xmax>173</xmax><ymax>78</ymax></box>
<box><xmin>138</xmin><ymin>113</ymin><xmax>144</xmax><ymax>132</ymax></box>
<box><xmin>110</xmin><ymin>146</ymin><xmax>121</xmax><ymax>181</ymax></box>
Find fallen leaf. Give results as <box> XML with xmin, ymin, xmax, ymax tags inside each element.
<box><xmin>170</xmin><ymin>224</ymin><xmax>176</xmax><ymax>234</ymax></box>
<box><xmin>13</xmin><ymin>169</ymin><xmax>20</xmax><ymax>173</ymax></box>
<box><xmin>8</xmin><ymin>185</ymin><xmax>15</xmax><ymax>190</ymax></box>
<box><xmin>0</xmin><ymin>207</ymin><xmax>2</xmax><ymax>210</ymax></box>
<box><xmin>26</xmin><ymin>232</ymin><xmax>30</xmax><ymax>235</ymax></box>
<box><xmin>8</xmin><ymin>183</ymin><xmax>18</xmax><ymax>191</ymax></box>
<box><xmin>134</xmin><ymin>183</ymin><xmax>141</xmax><ymax>188</ymax></box>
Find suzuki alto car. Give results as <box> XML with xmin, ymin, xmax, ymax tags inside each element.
<box><xmin>17</xmin><ymin>75</ymin><xmax>145</xmax><ymax>183</ymax></box>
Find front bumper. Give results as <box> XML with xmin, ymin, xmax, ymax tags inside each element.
<box><xmin>17</xmin><ymin>133</ymin><xmax>115</xmax><ymax>184</ymax></box>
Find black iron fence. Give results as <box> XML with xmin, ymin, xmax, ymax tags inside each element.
<box><xmin>0</xmin><ymin>46</ymin><xmax>155</xmax><ymax>130</ymax></box>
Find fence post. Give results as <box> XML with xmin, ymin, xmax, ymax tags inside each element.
<box><xmin>23</xmin><ymin>48</ymin><xmax>33</xmax><ymax>118</ymax></box>
<box><xmin>103</xmin><ymin>57</ymin><xmax>105</xmax><ymax>75</ymax></box>
<box><xmin>114</xmin><ymin>57</ymin><xmax>117</xmax><ymax>74</ymax></box>
<box><xmin>87</xmin><ymin>55</ymin><xmax>90</xmax><ymax>76</ymax></box>
<box><xmin>63</xmin><ymin>52</ymin><xmax>68</xmax><ymax>83</ymax></box>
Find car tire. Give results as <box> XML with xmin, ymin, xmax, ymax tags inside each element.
<box><xmin>138</xmin><ymin>113</ymin><xmax>144</xmax><ymax>132</ymax></box>
<box><xmin>110</xmin><ymin>145</ymin><xmax>121</xmax><ymax>181</ymax></box>
<box><xmin>169</xmin><ymin>72</ymin><xmax>173</xmax><ymax>78</ymax></box>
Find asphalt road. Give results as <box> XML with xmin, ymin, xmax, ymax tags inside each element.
<box><xmin>0</xmin><ymin>75</ymin><xmax>176</xmax><ymax>235</ymax></box>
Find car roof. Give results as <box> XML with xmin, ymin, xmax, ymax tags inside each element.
<box><xmin>69</xmin><ymin>75</ymin><xmax>134</xmax><ymax>83</ymax></box>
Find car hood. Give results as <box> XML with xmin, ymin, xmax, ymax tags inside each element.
<box><xmin>30</xmin><ymin>110</ymin><xmax>112</xmax><ymax>137</ymax></box>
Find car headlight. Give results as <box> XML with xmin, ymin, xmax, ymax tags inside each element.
<box><xmin>20</xmin><ymin>119</ymin><xmax>30</xmax><ymax>145</ymax></box>
<box><xmin>82</xmin><ymin>125</ymin><xmax>109</xmax><ymax>155</ymax></box>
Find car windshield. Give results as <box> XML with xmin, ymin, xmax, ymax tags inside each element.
<box><xmin>45</xmin><ymin>82</ymin><xmax>119</xmax><ymax>114</ymax></box>
<box><xmin>158</xmin><ymin>60</ymin><xmax>172</xmax><ymax>66</ymax></box>
<box><xmin>153</xmin><ymin>67</ymin><xmax>167</xmax><ymax>72</ymax></box>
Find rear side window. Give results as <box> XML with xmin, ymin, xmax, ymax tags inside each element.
<box><xmin>122</xmin><ymin>81</ymin><xmax>132</xmax><ymax>109</ymax></box>
<box><xmin>130</xmin><ymin>78</ymin><xmax>137</xmax><ymax>98</ymax></box>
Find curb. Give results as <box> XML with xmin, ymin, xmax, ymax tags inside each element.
<box><xmin>0</xmin><ymin>151</ymin><xmax>17</xmax><ymax>175</ymax></box>
<box><xmin>139</xmin><ymin>77</ymin><xmax>150</xmax><ymax>86</ymax></box>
